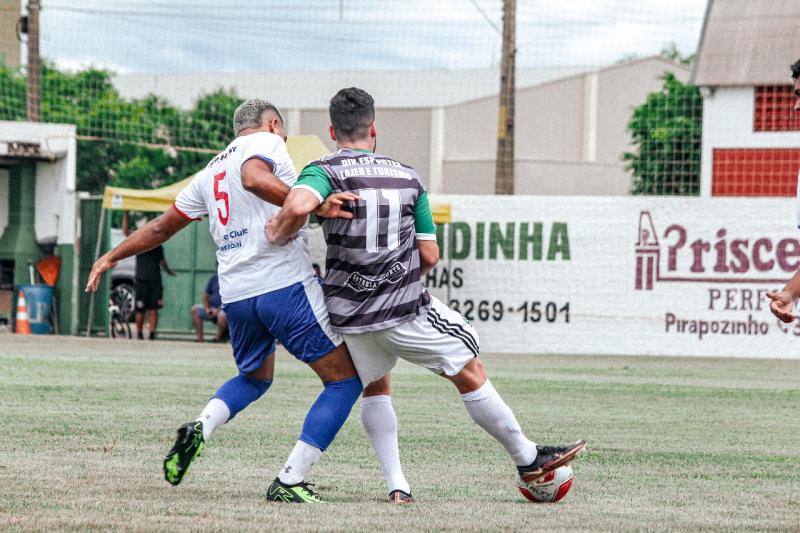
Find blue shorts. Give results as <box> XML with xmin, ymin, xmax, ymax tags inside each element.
<box><xmin>222</xmin><ymin>277</ymin><xmax>342</xmax><ymax>373</ymax></box>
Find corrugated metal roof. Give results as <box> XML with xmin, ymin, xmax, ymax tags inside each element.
<box><xmin>692</xmin><ymin>0</ymin><xmax>800</xmax><ymax>87</ymax></box>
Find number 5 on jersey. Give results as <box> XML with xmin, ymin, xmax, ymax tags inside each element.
<box><xmin>360</xmin><ymin>188</ymin><xmax>400</xmax><ymax>253</ymax></box>
<box><xmin>214</xmin><ymin>171</ymin><xmax>230</xmax><ymax>225</ymax></box>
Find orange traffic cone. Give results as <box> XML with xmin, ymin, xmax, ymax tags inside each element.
<box><xmin>15</xmin><ymin>290</ymin><xmax>31</xmax><ymax>335</ymax></box>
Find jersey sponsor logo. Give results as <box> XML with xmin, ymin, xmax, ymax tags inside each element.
<box><xmin>218</xmin><ymin>227</ymin><xmax>248</xmax><ymax>252</ymax></box>
<box><xmin>345</xmin><ymin>262</ymin><xmax>407</xmax><ymax>292</ymax></box>
<box><xmin>206</xmin><ymin>144</ymin><xmax>237</xmax><ymax>168</ymax></box>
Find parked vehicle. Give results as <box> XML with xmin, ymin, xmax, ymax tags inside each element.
<box><xmin>110</xmin><ymin>228</ymin><xmax>135</xmax><ymax>320</ymax></box>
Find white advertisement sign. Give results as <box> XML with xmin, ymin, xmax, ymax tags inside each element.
<box><xmin>419</xmin><ymin>195</ymin><xmax>800</xmax><ymax>358</ymax></box>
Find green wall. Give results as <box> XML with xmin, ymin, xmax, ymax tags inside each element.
<box><xmin>158</xmin><ymin>218</ymin><xmax>217</xmax><ymax>336</ymax></box>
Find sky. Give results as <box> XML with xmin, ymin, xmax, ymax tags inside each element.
<box><xmin>32</xmin><ymin>0</ymin><xmax>708</xmax><ymax>75</ymax></box>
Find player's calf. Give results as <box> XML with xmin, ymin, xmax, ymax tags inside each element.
<box><xmin>452</xmin><ymin>363</ymin><xmax>586</xmax><ymax>481</ymax></box>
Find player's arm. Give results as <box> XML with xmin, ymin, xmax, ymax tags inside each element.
<box><xmin>85</xmin><ymin>207</ymin><xmax>190</xmax><ymax>292</ymax></box>
<box><xmin>241</xmin><ymin>158</ymin><xmax>291</xmax><ymax>206</ymax></box>
<box><xmin>267</xmin><ymin>188</ymin><xmax>323</xmax><ymax>245</ymax></box>
<box><xmin>767</xmin><ymin>269</ymin><xmax>800</xmax><ymax>322</ymax></box>
<box><xmin>415</xmin><ymin>192</ymin><xmax>439</xmax><ymax>274</ymax></box>
<box><xmin>266</xmin><ymin>164</ymin><xmax>358</xmax><ymax>245</ymax></box>
<box><xmin>160</xmin><ymin>258</ymin><xmax>176</xmax><ymax>277</ymax></box>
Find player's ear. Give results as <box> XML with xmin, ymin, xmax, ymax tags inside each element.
<box><xmin>369</xmin><ymin>122</ymin><xmax>376</xmax><ymax>138</ymax></box>
<box><xmin>329</xmin><ymin>125</ymin><xmax>337</xmax><ymax>141</ymax></box>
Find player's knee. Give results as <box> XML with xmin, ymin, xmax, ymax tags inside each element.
<box><xmin>214</xmin><ymin>374</ymin><xmax>273</xmax><ymax>419</ymax></box>
<box><xmin>363</xmin><ymin>376</ymin><xmax>390</xmax><ymax>397</ymax></box>
<box><xmin>240</xmin><ymin>373</ymin><xmax>272</xmax><ymax>397</ymax></box>
<box><xmin>325</xmin><ymin>375</ymin><xmax>363</xmax><ymax>405</ymax></box>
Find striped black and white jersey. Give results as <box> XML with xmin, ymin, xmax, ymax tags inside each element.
<box><xmin>294</xmin><ymin>148</ymin><xmax>436</xmax><ymax>333</ymax></box>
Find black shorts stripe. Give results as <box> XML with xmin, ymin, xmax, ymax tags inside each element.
<box><xmin>426</xmin><ymin>316</ymin><xmax>478</xmax><ymax>357</ymax></box>
<box><xmin>428</xmin><ymin>308</ymin><xmax>479</xmax><ymax>354</ymax></box>
<box><xmin>426</xmin><ymin>312</ymin><xmax>479</xmax><ymax>356</ymax></box>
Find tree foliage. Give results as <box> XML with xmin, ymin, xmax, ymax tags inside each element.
<box><xmin>0</xmin><ymin>62</ymin><xmax>242</xmax><ymax>192</ymax></box>
<box><xmin>624</xmin><ymin>72</ymin><xmax>702</xmax><ymax>195</ymax></box>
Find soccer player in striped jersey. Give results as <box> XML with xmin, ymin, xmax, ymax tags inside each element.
<box><xmin>87</xmin><ymin>99</ymin><xmax>365</xmax><ymax>503</ymax></box>
<box><xmin>267</xmin><ymin>87</ymin><xmax>586</xmax><ymax>503</ymax></box>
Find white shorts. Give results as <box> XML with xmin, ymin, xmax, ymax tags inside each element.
<box><xmin>343</xmin><ymin>296</ymin><xmax>480</xmax><ymax>387</ymax></box>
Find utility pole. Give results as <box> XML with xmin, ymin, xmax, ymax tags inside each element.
<box><xmin>26</xmin><ymin>0</ymin><xmax>40</xmax><ymax>122</ymax></box>
<box><xmin>494</xmin><ymin>0</ymin><xmax>515</xmax><ymax>194</ymax></box>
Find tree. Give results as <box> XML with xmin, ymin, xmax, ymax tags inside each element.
<box><xmin>0</xmin><ymin>62</ymin><xmax>241</xmax><ymax>193</ymax></box>
<box><xmin>624</xmin><ymin>72</ymin><xmax>702</xmax><ymax>195</ymax></box>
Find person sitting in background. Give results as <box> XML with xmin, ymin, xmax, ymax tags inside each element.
<box><xmin>191</xmin><ymin>272</ymin><xmax>228</xmax><ymax>342</ymax></box>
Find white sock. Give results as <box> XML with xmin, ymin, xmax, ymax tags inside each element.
<box><xmin>278</xmin><ymin>440</ymin><xmax>323</xmax><ymax>485</ymax></box>
<box><xmin>460</xmin><ymin>380</ymin><xmax>537</xmax><ymax>466</ymax></box>
<box><xmin>361</xmin><ymin>395</ymin><xmax>411</xmax><ymax>495</ymax></box>
<box><xmin>196</xmin><ymin>398</ymin><xmax>230</xmax><ymax>441</ymax></box>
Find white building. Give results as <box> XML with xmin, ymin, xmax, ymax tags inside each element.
<box><xmin>692</xmin><ymin>0</ymin><xmax>800</xmax><ymax>198</ymax></box>
<box><xmin>113</xmin><ymin>57</ymin><xmax>689</xmax><ymax>196</ymax></box>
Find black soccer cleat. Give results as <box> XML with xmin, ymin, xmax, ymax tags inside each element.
<box><xmin>266</xmin><ymin>478</ymin><xmax>324</xmax><ymax>503</ymax></box>
<box><xmin>163</xmin><ymin>421</ymin><xmax>205</xmax><ymax>486</ymax></box>
<box><xmin>388</xmin><ymin>489</ymin><xmax>415</xmax><ymax>504</ymax></box>
<box><xmin>517</xmin><ymin>440</ymin><xmax>586</xmax><ymax>483</ymax></box>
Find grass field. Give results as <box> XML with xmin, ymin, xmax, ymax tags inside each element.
<box><xmin>1</xmin><ymin>335</ymin><xmax>798</xmax><ymax>531</ymax></box>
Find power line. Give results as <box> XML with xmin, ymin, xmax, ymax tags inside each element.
<box><xmin>468</xmin><ymin>0</ymin><xmax>502</xmax><ymax>36</ymax></box>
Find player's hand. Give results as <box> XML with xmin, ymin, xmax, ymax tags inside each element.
<box><xmin>265</xmin><ymin>217</ymin><xmax>298</xmax><ymax>246</ymax></box>
<box><xmin>766</xmin><ymin>290</ymin><xmax>797</xmax><ymax>323</ymax></box>
<box><xmin>85</xmin><ymin>255</ymin><xmax>117</xmax><ymax>292</ymax></box>
<box><xmin>315</xmin><ymin>192</ymin><xmax>360</xmax><ymax>219</ymax></box>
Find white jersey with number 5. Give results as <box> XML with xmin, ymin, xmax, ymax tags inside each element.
<box><xmin>173</xmin><ymin>132</ymin><xmax>314</xmax><ymax>303</ymax></box>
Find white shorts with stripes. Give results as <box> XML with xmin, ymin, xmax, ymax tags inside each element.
<box><xmin>342</xmin><ymin>296</ymin><xmax>480</xmax><ymax>388</ymax></box>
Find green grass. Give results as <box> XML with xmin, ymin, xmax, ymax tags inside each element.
<box><xmin>1</xmin><ymin>336</ymin><xmax>798</xmax><ymax>531</ymax></box>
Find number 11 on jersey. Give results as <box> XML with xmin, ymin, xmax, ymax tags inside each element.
<box><xmin>361</xmin><ymin>188</ymin><xmax>400</xmax><ymax>253</ymax></box>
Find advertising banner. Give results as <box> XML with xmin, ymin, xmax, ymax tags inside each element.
<box><xmin>419</xmin><ymin>195</ymin><xmax>800</xmax><ymax>358</ymax></box>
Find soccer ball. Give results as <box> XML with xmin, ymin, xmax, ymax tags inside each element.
<box><xmin>517</xmin><ymin>465</ymin><xmax>574</xmax><ymax>503</ymax></box>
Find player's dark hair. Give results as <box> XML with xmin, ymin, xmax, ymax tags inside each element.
<box><xmin>791</xmin><ymin>59</ymin><xmax>800</xmax><ymax>81</ymax></box>
<box><xmin>329</xmin><ymin>87</ymin><xmax>375</xmax><ymax>141</ymax></box>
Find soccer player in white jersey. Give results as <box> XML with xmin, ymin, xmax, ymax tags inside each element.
<box><xmin>267</xmin><ymin>88</ymin><xmax>586</xmax><ymax>503</ymax></box>
<box><xmin>86</xmin><ymin>99</ymin><xmax>363</xmax><ymax>503</ymax></box>
<box><xmin>768</xmin><ymin>59</ymin><xmax>800</xmax><ymax>323</ymax></box>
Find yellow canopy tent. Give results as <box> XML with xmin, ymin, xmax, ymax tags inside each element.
<box><xmin>102</xmin><ymin>135</ymin><xmax>333</xmax><ymax>212</ymax></box>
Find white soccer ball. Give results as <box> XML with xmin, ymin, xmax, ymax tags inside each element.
<box><xmin>516</xmin><ymin>465</ymin><xmax>574</xmax><ymax>503</ymax></box>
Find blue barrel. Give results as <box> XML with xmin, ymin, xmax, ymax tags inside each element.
<box><xmin>16</xmin><ymin>284</ymin><xmax>54</xmax><ymax>334</ymax></box>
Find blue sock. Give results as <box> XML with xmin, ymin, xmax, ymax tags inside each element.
<box><xmin>299</xmin><ymin>376</ymin><xmax>362</xmax><ymax>450</ymax></box>
<box><xmin>213</xmin><ymin>374</ymin><xmax>272</xmax><ymax>420</ymax></box>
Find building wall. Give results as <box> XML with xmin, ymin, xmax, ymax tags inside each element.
<box><xmin>442</xmin><ymin>58</ymin><xmax>686</xmax><ymax>195</ymax></box>
<box><xmin>700</xmin><ymin>86</ymin><xmax>800</xmax><ymax>197</ymax></box>
<box><xmin>0</xmin><ymin>0</ymin><xmax>20</xmax><ymax>68</ymax></box>
<box><xmin>595</xmin><ymin>60</ymin><xmax>691</xmax><ymax>163</ymax></box>
<box><xmin>110</xmin><ymin>58</ymin><xmax>685</xmax><ymax>197</ymax></box>
<box><xmin>297</xmin><ymin>107</ymin><xmax>433</xmax><ymax>187</ymax></box>
<box><xmin>443</xmin><ymin>159</ymin><xmax>630</xmax><ymax>195</ymax></box>
<box><xmin>0</xmin><ymin>168</ymin><xmax>8</xmax><ymax>239</ymax></box>
<box><xmin>516</xmin><ymin>76</ymin><xmax>586</xmax><ymax>161</ymax></box>
<box><xmin>0</xmin><ymin>121</ymin><xmax>78</xmax><ymax>245</ymax></box>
